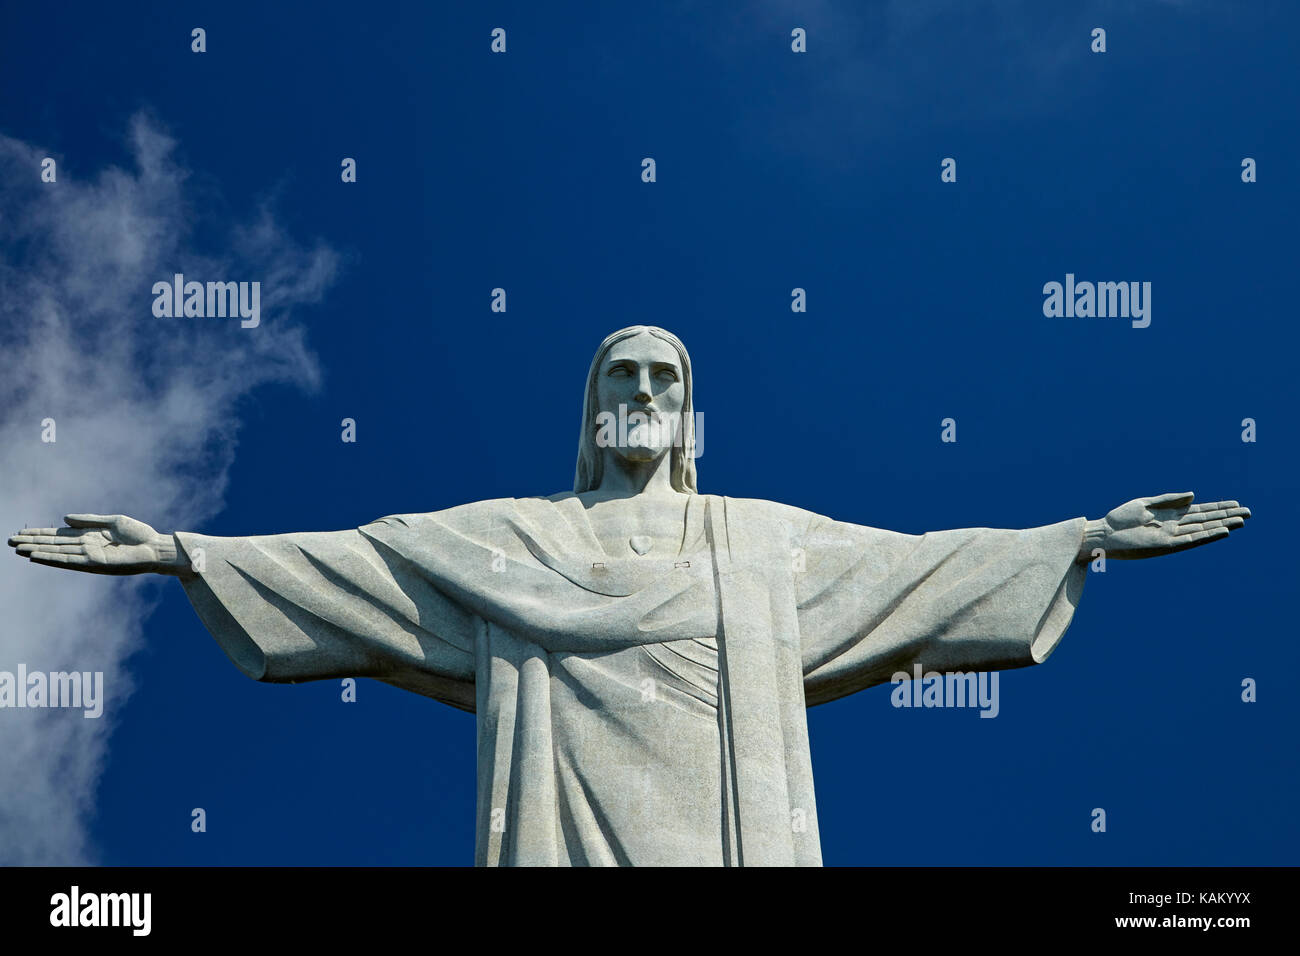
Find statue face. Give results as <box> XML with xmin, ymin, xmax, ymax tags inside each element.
<box><xmin>595</xmin><ymin>331</ymin><xmax>686</xmax><ymax>463</ymax></box>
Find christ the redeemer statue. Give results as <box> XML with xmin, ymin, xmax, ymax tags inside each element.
<box><xmin>9</xmin><ymin>326</ymin><xmax>1250</xmax><ymax>866</ymax></box>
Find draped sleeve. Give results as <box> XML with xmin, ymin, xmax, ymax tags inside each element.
<box><xmin>174</xmin><ymin>522</ymin><xmax>479</xmax><ymax>711</ymax></box>
<box><xmin>795</xmin><ymin>513</ymin><xmax>1087</xmax><ymax>707</ymax></box>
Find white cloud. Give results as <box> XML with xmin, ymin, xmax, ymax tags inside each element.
<box><xmin>0</xmin><ymin>114</ymin><xmax>336</xmax><ymax>863</ymax></box>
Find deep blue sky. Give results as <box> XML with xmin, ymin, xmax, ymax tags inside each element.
<box><xmin>2</xmin><ymin>1</ymin><xmax>1296</xmax><ymax>864</ymax></box>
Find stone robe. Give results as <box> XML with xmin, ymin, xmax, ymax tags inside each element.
<box><xmin>175</xmin><ymin>493</ymin><xmax>1086</xmax><ymax>866</ymax></box>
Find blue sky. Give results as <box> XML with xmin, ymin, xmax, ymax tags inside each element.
<box><xmin>0</xmin><ymin>1</ymin><xmax>1295</xmax><ymax>865</ymax></box>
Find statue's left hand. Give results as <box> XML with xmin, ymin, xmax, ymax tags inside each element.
<box><xmin>1083</xmin><ymin>492</ymin><xmax>1250</xmax><ymax>560</ymax></box>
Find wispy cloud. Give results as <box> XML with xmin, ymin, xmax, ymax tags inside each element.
<box><xmin>0</xmin><ymin>114</ymin><xmax>337</xmax><ymax>863</ymax></box>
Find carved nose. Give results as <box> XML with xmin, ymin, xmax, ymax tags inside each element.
<box><xmin>634</xmin><ymin>390</ymin><xmax>651</xmax><ymax>405</ymax></box>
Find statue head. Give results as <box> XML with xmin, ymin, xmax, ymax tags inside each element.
<box><xmin>574</xmin><ymin>326</ymin><xmax>699</xmax><ymax>494</ymax></box>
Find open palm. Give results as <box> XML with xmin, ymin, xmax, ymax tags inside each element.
<box><xmin>1098</xmin><ymin>492</ymin><xmax>1250</xmax><ymax>559</ymax></box>
<box><xmin>8</xmin><ymin>514</ymin><xmax>163</xmax><ymax>574</ymax></box>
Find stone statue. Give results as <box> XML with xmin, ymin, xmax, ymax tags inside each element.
<box><xmin>7</xmin><ymin>326</ymin><xmax>1251</xmax><ymax>866</ymax></box>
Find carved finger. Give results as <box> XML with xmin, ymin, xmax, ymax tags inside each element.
<box><xmin>1181</xmin><ymin>504</ymin><xmax>1250</xmax><ymax>524</ymax></box>
<box><xmin>1196</xmin><ymin>505</ymin><xmax>1250</xmax><ymax>520</ymax></box>
<box><xmin>1179</xmin><ymin>509</ymin><xmax>1232</xmax><ymax>524</ymax></box>
<box><xmin>63</xmin><ymin>514</ymin><xmax>118</xmax><ymax>528</ymax></box>
<box><xmin>1186</xmin><ymin>519</ymin><xmax>1229</xmax><ymax>534</ymax></box>
<box><xmin>15</xmin><ymin>543</ymin><xmax>88</xmax><ymax>555</ymax></box>
<box><xmin>28</xmin><ymin>551</ymin><xmax>94</xmax><ymax>568</ymax></box>
<box><xmin>1144</xmin><ymin>492</ymin><xmax>1194</xmax><ymax>509</ymax></box>
<box><xmin>1186</xmin><ymin>501</ymin><xmax>1239</xmax><ymax>514</ymax></box>
<box><xmin>9</xmin><ymin>532</ymin><xmax>88</xmax><ymax>546</ymax></box>
<box><xmin>1173</xmin><ymin>517</ymin><xmax>1242</xmax><ymax>535</ymax></box>
<box><xmin>14</xmin><ymin>528</ymin><xmax>60</xmax><ymax>537</ymax></box>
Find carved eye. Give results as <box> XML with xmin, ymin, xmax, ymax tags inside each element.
<box><xmin>607</xmin><ymin>365</ymin><xmax>631</xmax><ymax>377</ymax></box>
<box><xmin>656</xmin><ymin>368</ymin><xmax>679</xmax><ymax>383</ymax></box>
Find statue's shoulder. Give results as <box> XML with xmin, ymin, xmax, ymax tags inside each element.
<box><xmin>713</xmin><ymin>495</ymin><xmax>898</xmax><ymax>542</ymax></box>
<box><xmin>365</xmin><ymin>496</ymin><xmax>538</xmax><ymax>532</ymax></box>
<box><xmin>710</xmin><ymin>495</ymin><xmax>828</xmax><ymax>533</ymax></box>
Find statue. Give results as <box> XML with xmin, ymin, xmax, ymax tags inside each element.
<box><xmin>7</xmin><ymin>326</ymin><xmax>1251</xmax><ymax>866</ymax></box>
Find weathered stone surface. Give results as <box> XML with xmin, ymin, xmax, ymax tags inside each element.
<box><xmin>7</xmin><ymin>326</ymin><xmax>1251</xmax><ymax>866</ymax></box>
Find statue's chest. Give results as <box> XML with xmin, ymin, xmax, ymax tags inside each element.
<box><xmin>587</xmin><ymin>503</ymin><xmax>695</xmax><ymax>558</ymax></box>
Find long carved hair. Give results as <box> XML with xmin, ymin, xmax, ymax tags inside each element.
<box><xmin>573</xmin><ymin>326</ymin><xmax>699</xmax><ymax>494</ymax></box>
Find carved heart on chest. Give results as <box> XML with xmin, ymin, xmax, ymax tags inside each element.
<box><xmin>628</xmin><ymin>535</ymin><xmax>653</xmax><ymax>556</ymax></box>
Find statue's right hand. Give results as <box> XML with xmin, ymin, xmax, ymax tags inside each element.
<box><xmin>8</xmin><ymin>514</ymin><xmax>174</xmax><ymax>575</ymax></box>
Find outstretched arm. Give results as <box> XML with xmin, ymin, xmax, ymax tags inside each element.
<box><xmin>795</xmin><ymin>511</ymin><xmax>1090</xmax><ymax>705</ymax></box>
<box><xmin>1076</xmin><ymin>492</ymin><xmax>1251</xmax><ymax>563</ymax></box>
<box><xmin>8</xmin><ymin>514</ymin><xmax>194</xmax><ymax>577</ymax></box>
<box><xmin>798</xmin><ymin>491</ymin><xmax>1253</xmax><ymax>705</ymax></box>
<box><xmin>10</xmin><ymin>513</ymin><xmax>478</xmax><ymax>708</ymax></box>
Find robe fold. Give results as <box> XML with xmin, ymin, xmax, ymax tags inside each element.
<box><xmin>175</xmin><ymin>493</ymin><xmax>1087</xmax><ymax>866</ymax></box>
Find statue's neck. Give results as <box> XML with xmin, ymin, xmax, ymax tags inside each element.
<box><xmin>595</xmin><ymin>448</ymin><xmax>677</xmax><ymax>498</ymax></box>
